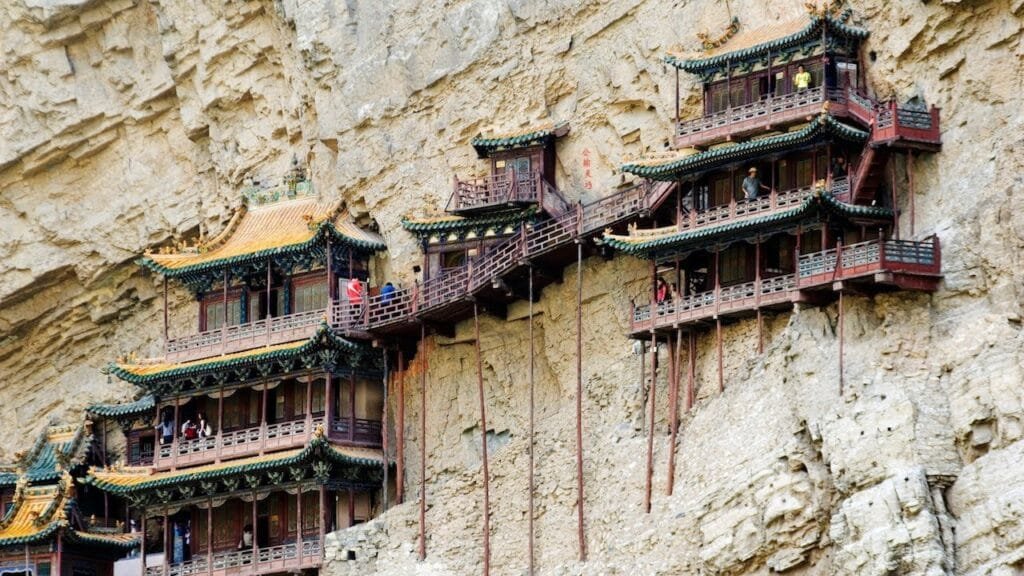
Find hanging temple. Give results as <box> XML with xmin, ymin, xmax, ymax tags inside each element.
<box><xmin>1</xmin><ymin>10</ymin><xmax>942</xmax><ymax>576</ymax></box>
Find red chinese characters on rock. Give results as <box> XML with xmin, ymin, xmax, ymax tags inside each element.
<box><xmin>582</xmin><ymin>149</ymin><xmax>593</xmax><ymax>190</ymax></box>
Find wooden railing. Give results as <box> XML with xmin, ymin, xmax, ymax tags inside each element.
<box><xmin>146</xmin><ymin>539</ymin><xmax>321</xmax><ymax>576</ymax></box>
<box><xmin>165</xmin><ymin>309</ymin><xmax>327</xmax><ymax>362</ymax></box>
<box><xmin>679</xmin><ymin>181</ymin><xmax>826</xmax><ymax>230</ymax></box>
<box><xmin>331</xmin><ymin>417</ymin><xmax>383</xmax><ymax>444</ymax></box>
<box><xmin>630</xmin><ymin>237</ymin><xmax>939</xmax><ymax>333</ymax></box>
<box><xmin>154</xmin><ymin>418</ymin><xmax>325</xmax><ymax>470</ymax></box>
<box><xmin>675</xmin><ymin>86</ymin><xmax>828</xmax><ymax>147</ymax></box>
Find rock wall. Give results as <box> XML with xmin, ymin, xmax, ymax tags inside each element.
<box><xmin>2</xmin><ymin>0</ymin><xmax>1024</xmax><ymax>574</ymax></box>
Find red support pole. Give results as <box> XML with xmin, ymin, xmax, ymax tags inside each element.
<box><xmin>418</xmin><ymin>324</ymin><xmax>428</xmax><ymax>561</ymax></box>
<box><xmin>644</xmin><ymin>331</ymin><xmax>657</xmax><ymax>513</ymax></box>
<box><xmin>163</xmin><ymin>277</ymin><xmax>169</xmax><ymax>343</ymax></box>
<box><xmin>397</xmin><ymin>350</ymin><xmax>405</xmax><ymax>505</ymax></box>
<box><xmin>527</xmin><ymin>269</ymin><xmax>536</xmax><ymax>576</ymax></box>
<box><xmin>755</xmin><ymin>235</ymin><xmax>763</xmax><ymax>354</ymax></box>
<box><xmin>891</xmin><ymin>159</ymin><xmax>900</xmax><ymax>240</ymax></box>
<box><xmin>687</xmin><ymin>333</ymin><xmax>696</xmax><ymax>411</ymax></box>
<box><xmin>574</xmin><ymin>242</ymin><xmax>587</xmax><ymax>561</ymax></box>
<box><xmin>162</xmin><ymin>513</ymin><xmax>169</xmax><ymax>576</ymax></box>
<box><xmin>55</xmin><ymin>532</ymin><xmax>63</xmax><ymax>576</ymax></box>
<box><xmin>716</xmin><ymin>318</ymin><xmax>724</xmax><ymax>393</ymax></box>
<box><xmin>907</xmin><ymin>152</ymin><xmax>915</xmax><ymax>238</ymax></box>
<box><xmin>472</xmin><ymin>303</ymin><xmax>491</xmax><ymax>576</ymax></box>
<box><xmin>666</xmin><ymin>330</ymin><xmax>680</xmax><ymax>496</ymax></box>
<box><xmin>838</xmin><ymin>290</ymin><xmax>845</xmax><ymax>396</ymax></box>
<box><xmin>206</xmin><ymin>498</ymin><xmax>213</xmax><ymax>576</ymax></box>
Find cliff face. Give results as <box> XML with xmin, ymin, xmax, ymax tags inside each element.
<box><xmin>2</xmin><ymin>0</ymin><xmax>1023</xmax><ymax>574</ymax></box>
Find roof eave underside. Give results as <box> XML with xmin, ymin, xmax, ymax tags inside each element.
<box><xmin>621</xmin><ymin>115</ymin><xmax>867</xmax><ymax>181</ymax></box>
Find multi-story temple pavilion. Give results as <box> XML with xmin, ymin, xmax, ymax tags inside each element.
<box><xmin>84</xmin><ymin>168</ymin><xmax>388</xmax><ymax>576</ymax></box>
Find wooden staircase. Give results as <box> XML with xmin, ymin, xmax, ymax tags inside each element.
<box><xmin>850</xmin><ymin>145</ymin><xmax>889</xmax><ymax>205</ymax></box>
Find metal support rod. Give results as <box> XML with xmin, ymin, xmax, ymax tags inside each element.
<box><xmin>687</xmin><ymin>333</ymin><xmax>696</xmax><ymax>411</ymax></box>
<box><xmin>644</xmin><ymin>331</ymin><xmax>657</xmax><ymax>513</ymax></box>
<box><xmin>397</xmin><ymin>350</ymin><xmax>405</xmax><ymax>505</ymax></box>
<box><xmin>838</xmin><ymin>290</ymin><xmax>845</xmax><ymax>396</ymax></box>
<box><xmin>574</xmin><ymin>242</ymin><xmax>587</xmax><ymax>561</ymax></box>
<box><xmin>666</xmin><ymin>330</ymin><xmax>681</xmax><ymax>496</ymax></box>
<box><xmin>908</xmin><ymin>152</ymin><xmax>915</xmax><ymax>238</ymax></box>
<box><xmin>717</xmin><ymin>318</ymin><xmax>724</xmax><ymax>393</ymax></box>
<box><xmin>163</xmin><ymin>277</ymin><xmax>169</xmax><ymax>342</ymax></box>
<box><xmin>382</xmin><ymin>349</ymin><xmax>389</xmax><ymax>512</ymax></box>
<box><xmin>472</xmin><ymin>302</ymin><xmax>491</xmax><ymax>576</ymax></box>
<box><xmin>418</xmin><ymin>324</ymin><xmax>428</xmax><ymax>561</ymax></box>
<box><xmin>527</xmin><ymin>268</ymin><xmax>536</xmax><ymax>576</ymax></box>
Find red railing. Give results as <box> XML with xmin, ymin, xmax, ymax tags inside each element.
<box><xmin>154</xmin><ymin>417</ymin><xmax>327</xmax><ymax>470</ymax></box>
<box><xmin>630</xmin><ymin>237</ymin><xmax>940</xmax><ymax>334</ymax></box>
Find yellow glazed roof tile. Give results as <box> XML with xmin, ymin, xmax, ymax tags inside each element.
<box><xmin>114</xmin><ymin>339</ymin><xmax>311</xmax><ymax>377</ymax></box>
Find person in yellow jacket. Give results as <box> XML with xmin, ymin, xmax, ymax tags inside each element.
<box><xmin>794</xmin><ymin>64</ymin><xmax>812</xmax><ymax>91</ymax></box>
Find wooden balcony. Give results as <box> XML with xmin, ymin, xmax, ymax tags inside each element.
<box><xmin>155</xmin><ymin>418</ymin><xmax>320</xmax><ymax>470</ymax></box>
<box><xmin>675</xmin><ymin>86</ymin><xmax>832</xmax><ymax>148</ymax></box>
<box><xmin>145</xmin><ymin>539</ymin><xmax>321</xmax><ymax>576</ymax></box>
<box><xmin>674</xmin><ymin>86</ymin><xmax>941</xmax><ymax>152</ymax></box>
<box><xmin>448</xmin><ymin>170</ymin><xmax>565</xmax><ymax>215</ymax></box>
<box><xmin>628</xmin><ymin>237</ymin><xmax>941</xmax><ymax>337</ymax></box>
<box><xmin>165</xmin><ymin>309</ymin><xmax>332</xmax><ymax>363</ymax></box>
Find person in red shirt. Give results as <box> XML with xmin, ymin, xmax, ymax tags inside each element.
<box><xmin>346</xmin><ymin>277</ymin><xmax>364</xmax><ymax>306</ymax></box>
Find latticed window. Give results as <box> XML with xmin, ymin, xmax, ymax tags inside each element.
<box><xmin>293</xmin><ymin>279</ymin><xmax>328</xmax><ymax>313</ymax></box>
<box><xmin>310</xmin><ymin>377</ymin><xmax>326</xmax><ymax>414</ymax></box>
<box><xmin>720</xmin><ymin>244</ymin><xmax>750</xmax><ymax>286</ymax></box>
<box><xmin>204</xmin><ymin>298</ymin><xmax>241</xmax><ymax>331</ymax></box>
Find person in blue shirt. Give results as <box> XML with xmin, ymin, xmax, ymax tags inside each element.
<box><xmin>381</xmin><ymin>282</ymin><xmax>396</xmax><ymax>304</ymax></box>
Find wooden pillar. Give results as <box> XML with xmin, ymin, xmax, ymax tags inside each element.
<box><xmin>221</xmin><ymin>268</ymin><xmax>229</xmax><ymax>353</ymax></box>
<box><xmin>318</xmin><ymin>486</ymin><xmax>327</xmax><ymax>557</ymax></box>
<box><xmin>714</xmin><ymin>247</ymin><xmax>723</xmax><ymax>393</ymax></box>
<box><xmin>666</xmin><ymin>330</ymin><xmax>680</xmax><ymax>496</ymax></box>
<box><xmin>325</xmin><ymin>373</ymin><xmax>334</xmax><ymax>438</ymax></box>
<box><xmin>260</xmin><ymin>380</ymin><xmax>268</xmax><ymax>454</ymax></box>
<box><xmin>206</xmin><ymin>498</ymin><xmax>213</xmax><ymax>576</ymax></box>
<box><xmin>381</xmin><ymin>350</ymin><xmax>389</xmax><ymax>512</ymax></box>
<box><xmin>527</xmin><ymin>269</ymin><xmax>536</xmax><ymax>576</ymax></box>
<box><xmin>397</xmin><ymin>351</ymin><xmax>405</xmax><ymax>505</ymax></box>
<box><xmin>472</xmin><ymin>302</ymin><xmax>491</xmax><ymax>576</ymax></box>
<box><xmin>574</xmin><ymin>242</ymin><xmax>587</xmax><ymax>561</ymax></box>
<box><xmin>216</xmin><ymin>386</ymin><xmax>224</xmax><ymax>462</ymax></box>
<box><xmin>644</xmin><ymin>331</ymin><xmax>657</xmax><ymax>513</ymax></box>
<box><xmin>140</xmin><ymin>511</ymin><xmax>147</xmax><ymax>574</ymax></box>
<box><xmin>755</xmin><ymin>235</ymin><xmax>763</xmax><ymax>354</ymax></box>
<box><xmin>907</xmin><ymin>152</ymin><xmax>915</xmax><ymax>238</ymax></box>
<box><xmin>838</xmin><ymin>289</ymin><xmax>845</xmax><ymax>396</ymax></box>
<box><xmin>687</xmin><ymin>333</ymin><xmax>696</xmax><ymax>411</ymax></box>
<box><xmin>162</xmin><ymin>512</ymin><xmax>169</xmax><ymax>576</ymax></box>
<box><xmin>349</xmin><ymin>373</ymin><xmax>356</xmax><ymax>442</ymax></box>
<box><xmin>296</xmin><ymin>486</ymin><xmax>303</xmax><ymax>552</ymax></box>
<box><xmin>326</xmin><ymin>235</ymin><xmax>334</xmax><ymax>301</ymax></box>
<box><xmin>251</xmin><ymin>492</ymin><xmax>258</xmax><ymax>563</ymax></box>
<box><xmin>55</xmin><ymin>532</ymin><xmax>62</xmax><ymax>576</ymax></box>
<box><xmin>418</xmin><ymin>324</ymin><xmax>428</xmax><ymax>561</ymax></box>
<box><xmin>163</xmin><ymin>277</ymin><xmax>169</xmax><ymax>343</ymax></box>
<box><xmin>348</xmin><ymin>490</ymin><xmax>355</xmax><ymax>528</ymax></box>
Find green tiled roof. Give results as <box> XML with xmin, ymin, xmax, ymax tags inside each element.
<box><xmin>0</xmin><ymin>426</ymin><xmax>90</xmax><ymax>488</ymax></box>
<box><xmin>108</xmin><ymin>323</ymin><xmax>367</xmax><ymax>387</ymax></box>
<box><xmin>666</xmin><ymin>11</ymin><xmax>868</xmax><ymax>74</ymax></box>
<box><xmin>87</xmin><ymin>395</ymin><xmax>156</xmax><ymax>419</ymax></box>
<box><xmin>85</xmin><ymin>437</ymin><xmax>381</xmax><ymax>497</ymax></box>
<box><xmin>471</xmin><ymin>121</ymin><xmax>570</xmax><ymax>157</ymax></box>
<box><xmin>603</xmin><ymin>192</ymin><xmax>892</xmax><ymax>257</ymax></box>
<box><xmin>401</xmin><ymin>207</ymin><xmax>537</xmax><ymax>236</ymax></box>
<box><xmin>621</xmin><ymin>115</ymin><xmax>867</xmax><ymax>181</ymax></box>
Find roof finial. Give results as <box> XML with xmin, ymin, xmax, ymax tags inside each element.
<box><xmin>697</xmin><ymin>16</ymin><xmax>741</xmax><ymax>51</ymax></box>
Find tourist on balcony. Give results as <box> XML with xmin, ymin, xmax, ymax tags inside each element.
<box><xmin>742</xmin><ymin>167</ymin><xmax>770</xmax><ymax>200</ymax></box>
<box><xmin>381</xmin><ymin>281</ymin><xmax>396</xmax><ymax>304</ymax></box>
<box><xmin>181</xmin><ymin>419</ymin><xmax>198</xmax><ymax>441</ymax></box>
<box><xmin>237</xmin><ymin>524</ymin><xmax>254</xmax><ymax>550</ymax></box>
<box><xmin>831</xmin><ymin>156</ymin><xmax>848</xmax><ymax>179</ymax></box>
<box><xmin>346</xmin><ymin>277</ymin><xmax>364</xmax><ymax>306</ymax></box>
<box><xmin>794</xmin><ymin>64</ymin><xmax>812</xmax><ymax>91</ymax></box>
<box><xmin>157</xmin><ymin>414</ymin><xmax>174</xmax><ymax>445</ymax></box>
<box><xmin>196</xmin><ymin>412</ymin><xmax>212</xmax><ymax>438</ymax></box>
<box><xmin>655</xmin><ymin>278</ymin><xmax>671</xmax><ymax>306</ymax></box>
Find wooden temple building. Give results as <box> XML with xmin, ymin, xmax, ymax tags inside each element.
<box><xmin>0</xmin><ymin>424</ymin><xmax>137</xmax><ymax>576</ymax></box>
<box><xmin>31</xmin><ymin>6</ymin><xmax>944</xmax><ymax>576</ymax></box>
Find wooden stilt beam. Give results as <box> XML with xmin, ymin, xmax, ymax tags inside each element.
<box><xmin>716</xmin><ymin>318</ymin><xmax>724</xmax><ymax>393</ymax></box>
<box><xmin>382</xmin><ymin>349</ymin><xmax>389</xmax><ymax>512</ymax></box>
<box><xmin>574</xmin><ymin>242</ymin><xmax>587</xmax><ymax>561</ymax></box>
<box><xmin>907</xmin><ymin>152</ymin><xmax>915</xmax><ymax>238</ymax></box>
<box><xmin>397</xmin><ymin>350</ymin><xmax>405</xmax><ymax>505</ymax></box>
<box><xmin>473</xmin><ymin>302</ymin><xmax>491</xmax><ymax>576</ymax></box>
<box><xmin>418</xmin><ymin>324</ymin><xmax>428</xmax><ymax>561</ymax></box>
<box><xmin>527</xmin><ymin>269</ymin><xmax>536</xmax><ymax>576</ymax></box>
<box><xmin>667</xmin><ymin>330</ymin><xmax>681</xmax><ymax>496</ymax></box>
<box><xmin>644</xmin><ymin>331</ymin><xmax>657</xmax><ymax>513</ymax></box>
<box><xmin>687</xmin><ymin>333</ymin><xmax>696</xmax><ymax>411</ymax></box>
<box><xmin>838</xmin><ymin>290</ymin><xmax>845</xmax><ymax>396</ymax></box>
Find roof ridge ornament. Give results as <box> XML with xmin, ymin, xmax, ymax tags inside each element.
<box><xmin>242</xmin><ymin>156</ymin><xmax>315</xmax><ymax>207</ymax></box>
